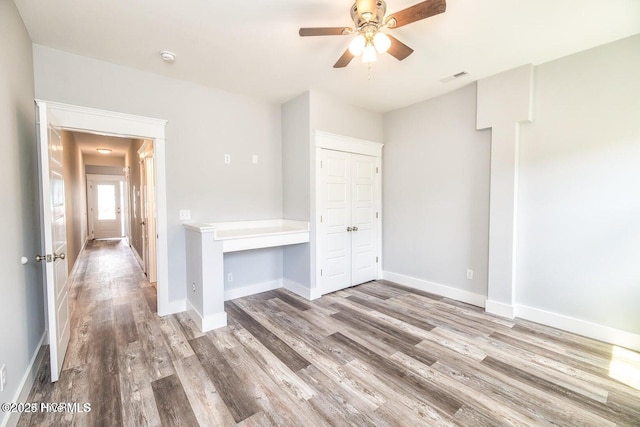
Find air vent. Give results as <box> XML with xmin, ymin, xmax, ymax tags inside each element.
<box><xmin>440</xmin><ymin>71</ymin><xmax>469</xmax><ymax>83</ymax></box>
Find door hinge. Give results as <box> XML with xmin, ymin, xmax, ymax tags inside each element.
<box><xmin>320</xmin><ymin>215</ymin><xmax>323</xmax><ymax>223</ymax></box>
<box><xmin>376</xmin><ymin>212</ymin><xmax>378</xmax><ymax>219</ymax></box>
<box><xmin>320</xmin><ymin>269</ymin><xmax>323</xmax><ymax>276</ymax></box>
<box><xmin>376</xmin><ymin>256</ymin><xmax>379</xmax><ymax>263</ymax></box>
<box><xmin>376</xmin><ymin>167</ymin><xmax>379</xmax><ymax>173</ymax></box>
<box><xmin>320</xmin><ymin>160</ymin><xmax>323</xmax><ymax>168</ymax></box>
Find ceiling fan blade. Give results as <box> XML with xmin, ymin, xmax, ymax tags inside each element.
<box><xmin>333</xmin><ymin>49</ymin><xmax>355</xmax><ymax>68</ymax></box>
<box><xmin>386</xmin><ymin>35</ymin><xmax>414</xmax><ymax>61</ymax></box>
<box><xmin>387</xmin><ymin>0</ymin><xmax>446</xmax><ymax>28</ymax></box>
<box><xmin>299</xmin><ymin>27</ymin><xmax>350</xmax><ymax>37</ymax></box>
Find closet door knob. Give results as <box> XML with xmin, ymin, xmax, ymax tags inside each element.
<box><xmin>346</xmin><ymin>227</ymin><xmax>353</xmax><ymax>232</ymax></box>
<box><xmin>352</xmin><ymin>226</ymin><xmax>358</xmax><ymax>231</ymax></box>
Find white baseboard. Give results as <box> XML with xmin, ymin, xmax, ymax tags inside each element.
<box><xmin>186</xmin><ymin>300</ymin><xmax>227</xmax><ymax>332</ymax></box>
<box><xmin>485</xmin><ymin>299</ymin><xmax>515</xmax><ymax>319</ymax></box>
<box><xmin>1</xmin><ymin>332</ymin><xmax>47</xmax><ymax>427</ymax></box>
<box><xmin>516</xmin><ymin>304</ymin><xmax>640</xmax><ymax>352</ymax></box>
<box><xmin>382</xmin><ymin>271</ymin><xmax>486</xmax><ymax>308</ymax></box>
<box><xmin>283</xmin><ymin>279</ymin><xmax>321</xmax><ymax>300</ymax></box>
<box><xmin>224</xmin><ymin>279</ymin><xmax>283</xmax><ymax>301</ymax></box>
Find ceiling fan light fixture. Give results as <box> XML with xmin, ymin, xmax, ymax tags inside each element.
<box><xmin>373</xmin><ymin>31</ymin><xmax>391</xmax><ymax>53</ymax></box>
<box><xmin>362</xmin><ymin>44</ymin><xmax>377</xmax><ymax>63</ymax></box>
<box><xmin>349</xmin><ymin>34</ymin><xmax>367</xmax><ymax>56</ymax></box>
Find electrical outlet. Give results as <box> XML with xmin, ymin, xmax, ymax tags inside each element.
<box><xmin>224</xmin><ymin>154</ymin><xmax>231</xmax><ymax>164</ymax></box>
<box><xmin>466</xmin><ymin>269</ymin><xmax>474</xmax><ymax>280</ymax></box>
<box><xmin>227</xmin><ymin>273</ymin><xmax>233</xmax><ymax>282</ymax></box>
<box><xmin>0</xmin><ymin>364</ymin><xmax>6</xmax><ymax>392</ymax></box>
<box><xmin>179</xmin><ymin>210</ymin><xmax>191</xmax><ymax>221</ymax></box>
<box><xmin>192</xmin><ymin>282</ymin><xmax>196</xmax><ymax>293</ymax></box>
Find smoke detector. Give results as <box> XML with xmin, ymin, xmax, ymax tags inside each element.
<box><xmin>160</xmin><ymin>51</ymin><xmax>176</xmax><ymax>62</ymax></box>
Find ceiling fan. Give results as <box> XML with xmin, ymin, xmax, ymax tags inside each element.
<box><xmin>299</xmin><ymin>0</ymin><xmax>446</xmax><ymax>68</ymax></box>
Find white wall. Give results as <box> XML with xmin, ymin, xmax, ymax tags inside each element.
<box><xmin>517</xmin><ymin>34</ymin><xmax>640</xmax><ymax>334</ymax></box>
<box><xmin>0</xmin><ymin>1</ymin><xmax>44</xmax><ymax>424</ymax></box>
<box><xmin>383</xmin><ymin>83</ymin><xmax>491</xmax><ymax>301</ymax></box>
<box><xmin>33</xmin><ymin>45</ymin><xmax>283</xmax><ymax>302</ymax></box>
<box><xmin>309</xmin><ymin>90</ymin><xmax>383</xmax><ymax>143</ymax></box>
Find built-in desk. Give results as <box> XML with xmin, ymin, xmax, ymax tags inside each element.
<box><xmin>183</xmin><ymin>220</ymin><xmax>309</xmax><ymax>332</ymax></box>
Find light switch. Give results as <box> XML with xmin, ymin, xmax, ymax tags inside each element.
<box><xmin>252</xmin><ymin>155</ymin><xmax>258</xmax><ymax>164</ymax></box>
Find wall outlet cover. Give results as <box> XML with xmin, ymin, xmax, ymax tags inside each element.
<box><xmin>179</xmin><ymin>210</ymin><xmax>191</xmax><ymax>221</ymax></box>
<box><xmin>466</xmin><ymin>269</ymin><xmax>474</xmax><ymax>280</ymax></box>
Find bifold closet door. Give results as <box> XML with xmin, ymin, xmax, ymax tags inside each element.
<box><xmin>319</xmin><ymin>149</ymin><xmax>378</xmax><ymax>294</ymax></box>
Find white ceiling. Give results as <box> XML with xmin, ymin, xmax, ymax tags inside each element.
<box><xmin>14</xmin><ymin>0</ymin><xmax>640</xmax><ymax>112</ymax></box>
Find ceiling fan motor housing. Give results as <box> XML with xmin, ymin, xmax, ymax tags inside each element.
<box><xmin>351</xmin><ymin>0</ymin><xmax>387</xmax><ymax>27</ymax></box>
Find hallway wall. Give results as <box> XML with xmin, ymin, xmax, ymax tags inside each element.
<box><xmin>62</xmin><ymin>130</ymin><xmax>86</xmax><ymax>270</ymax></box>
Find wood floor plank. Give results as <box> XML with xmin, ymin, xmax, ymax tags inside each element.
<box><xmin>172</xmin><ymin>355</ymin><xmax>236</xmax><ymax>426</ymax></box>
<box><xmin>188</xmin><ymin>335</ymin><xmax>260</xmax><ymax>422</ymax></box>
<box><xmin>117</xmin><ymin>341</ymin><xmax>162</xmax><ymax>427</ymax></box>
<box><xmin>225</xmin><ymin>300</ymin><xmax>310</xmax><ymax>372</ymax></box>
<box><xmin>329</xmin><ymin>332</ymin><xmax>464</xmax><ymax>417</ymax></box>
<box><xmin>151</xmin><ymin>374</ymin><xmax>199</xmax><ymax>427</ymax></box>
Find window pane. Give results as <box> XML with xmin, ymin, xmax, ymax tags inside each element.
<box><xmin>97</xmin><ymin>184</ymin><xmax>116</xmax><ymax>220</ymax></box>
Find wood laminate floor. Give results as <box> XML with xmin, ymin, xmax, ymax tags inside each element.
<box><xmin>18</xmin><ymin>239</ymin><xmax>640</xmax><ymax>426</ymax></box>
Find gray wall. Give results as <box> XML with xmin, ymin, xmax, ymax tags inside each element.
<box><xmin>33</xmin><ymin>45</ymin><xmax>283</xmax><ymax>301</ymax></box>
<box><xmin>0</xmin><ymin>0</ymin><xmax>44</xmax><ymax>417</ymax></box>
<box><xmin>382</xmin><ymin>35</ymin><xmax>640</xmax><ymax>334</ymax></box>
<box><xmin>383</xmin><ymin>83</ymin><xmax>491</xmax><ymax>296</ymax></box>
<box><xmin>517</xmin><ymin>34</ymin><xmax>640</xmax><ymax>333</ymax></box>
<box><xmin>62</xmin><ymin>131</ymin><xmax>86</xmax><ymax>270</ymax></box>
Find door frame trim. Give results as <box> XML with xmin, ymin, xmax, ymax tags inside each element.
<box><xmin>314</xmin><ymin>131</ymin><xmax>384</xmax><ymax>296</ymax></box>
<box><xmin>36</xmin><ymin>100</ymin><xmax>179</xmax><ymax>316</ymax></box>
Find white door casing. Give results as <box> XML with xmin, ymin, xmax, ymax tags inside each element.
<box><xmin>34</xmin><ymin>100</ymin><xmax>177</xmax><ymax>316</ymax></box>
<box><xmin>36</xmin><ymin>101</ymin><xmax>71</xmax><ymax>383</ymax></box>
<box><xmin>318</xmin><ymin>145</ymin><xmax>381</xmax><ymax>294</ymax></box>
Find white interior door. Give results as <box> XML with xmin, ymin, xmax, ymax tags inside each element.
<box><xmin>90</xmin><ymin>179</ymin><xmax>123</xmax><ymax>239</ymax></box>
<box><xmin>320</xmin><ymin>149</ymin><xmax>352</xmax><ymax>294</ymax></box>
<box><xmin>36</xmin><ymin>101</ymin><xmax>70</xmax><ymax>383</ymax></box>
<box><xmin>350</xmin><ymin>154</ymin><xmax>378</xmax><ymax>285</ymax></box>
<box><xmin>319</xmin><ymin>149</ymin><xmax>379</xmax><ymax>294</ymax></box>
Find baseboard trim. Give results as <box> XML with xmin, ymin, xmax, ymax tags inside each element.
<box><xmin>485</xmin><ymin>299</ymin><xmax>515</xmax><ymax>319</ymax></box>
<box><xmin>516</xmin><ymin>304</ymin><xmax>640</xmax><ymax>352</ymax></box>
<box><xmin>283</xmin><ymin>279</ymin><xmax>321</xmax><ymax>300</ymax></box>
<box><xmin>186</xmin><ymin>300</ymin><xmax>227</xmax><ymax>332</ymax></box>
<box><xmin>1</xmin><ymin>332</ymin><xmax>47</xmax><ymax>427</ymax></box>
<box><xmin>224</xmin><ymin>279</ymin><xmax>283</xmax><ymax>301</ymax></box>
<box><xmin>382</xmin><ymin>271</ymin><xmax>486</xmax><ymax>308</ymax></box>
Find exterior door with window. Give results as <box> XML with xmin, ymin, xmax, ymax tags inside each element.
<box><xmin>89</xmin><ymin>178</ymin><xmax>123</xmax><ymax>239</ymax></box>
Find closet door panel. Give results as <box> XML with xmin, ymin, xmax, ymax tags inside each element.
<box><xmin>320</xmin><ymin>150</ymin><xmax>352</xmax><ymax>294</ymax></box>
<box><xmin>351</xmin><ymin>154</ymin><xmax>378</xmax><ymax>285</ymax></box>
